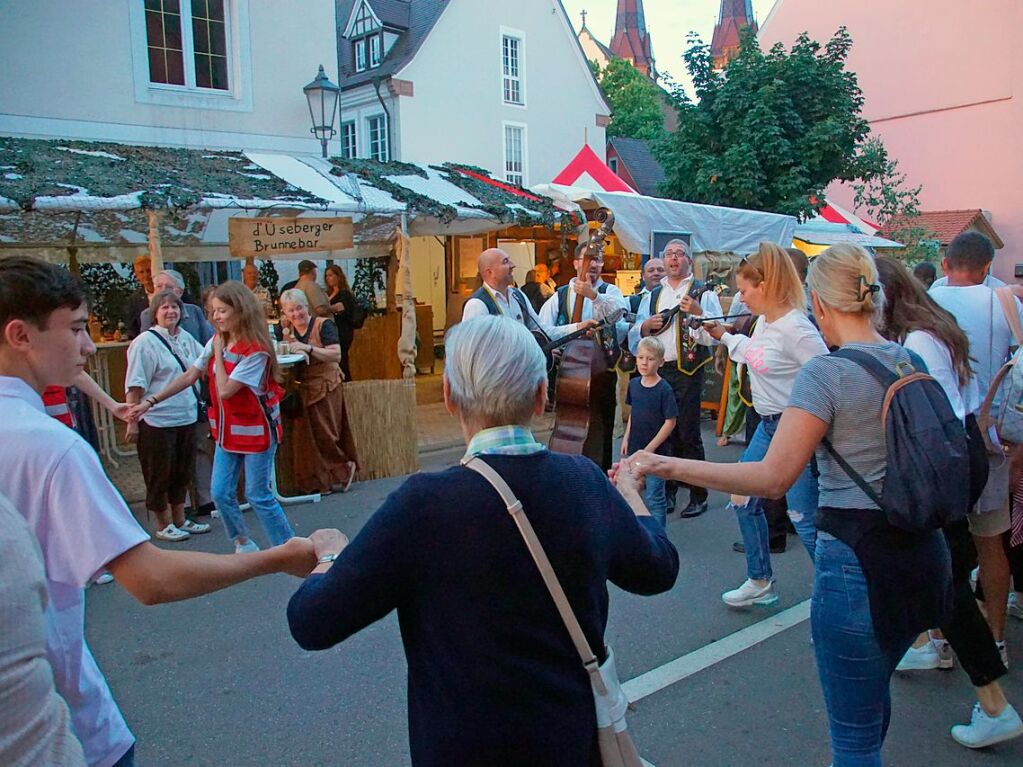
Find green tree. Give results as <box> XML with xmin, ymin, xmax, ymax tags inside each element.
<box><xmin>592</xmin><ymin>58</ymin><xmax>665</xmax><ymax>142</ymax></box>
<box><xmin>656</xmin><ymin>28</ymin><xmax>891</xmax><ymax>219</ymax></box>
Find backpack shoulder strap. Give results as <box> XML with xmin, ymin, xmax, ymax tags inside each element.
<box><xmin>820</xmin><ymin>437</ymin><xmax>885</xmax><ymax>509</ymax></box>
<box><xmin>995</xmin><ymin>287</ymin><xmax>1023</xmax><ymax>346</ymax></box>
<box><xmin>829</xmin><ymin>347</ymin><xmax>900</xmax><ymax>389</ymax></box>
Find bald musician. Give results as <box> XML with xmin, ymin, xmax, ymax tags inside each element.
<box><xmin>461</xmin><ymin>249</ymin><xmax>551</xmax><ymax>338</ymax></box>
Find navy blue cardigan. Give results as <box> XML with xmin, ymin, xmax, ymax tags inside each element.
<box><xmin>288</xmin><ymin>451</ymin><xmax>679</xmax><ymax>766</ymax></box>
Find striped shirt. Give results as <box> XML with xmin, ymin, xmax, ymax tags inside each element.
<box><xmin>788</xmin><ymin>342</ymin><xmax>910</xmax><ymax>510</ymax></box>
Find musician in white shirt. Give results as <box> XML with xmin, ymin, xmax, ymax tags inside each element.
<box><xmin>462</xmin><ymin>249</ymin><xmax>552</xmax><ymax>338</ymax></box>
<box><xmin>628</xmin><ymin>239</ymin><xmax>723</xmax><ymax>518</ymax></box>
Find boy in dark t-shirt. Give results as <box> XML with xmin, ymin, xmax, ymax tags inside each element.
<box><xmin>622</xmin><ymin>337</ymin><xmax>678</xmax><ymax>526</ymax></box>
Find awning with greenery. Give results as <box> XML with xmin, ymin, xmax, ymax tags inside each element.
<box><xmin>0</xmin><ymin>138</ymin><xmax>575</xmax><ymax>262</ymax></box>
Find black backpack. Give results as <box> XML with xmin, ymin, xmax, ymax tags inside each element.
<box><xmin>822</xmin><ymin>348</ymin><xmax>970</xmax><ymax>533</ymax></box>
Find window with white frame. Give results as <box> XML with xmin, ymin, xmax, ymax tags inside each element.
<box><xmin>355</xmin><ymin>39</ymin><xmax>367</xmax><ymax>72</ymax></box>
<box><xmin>504</xmin><ymin>124</ymin><xmax>525</xmax><ymax>186</ymax></box>
<box><xmin>368</xmin><ymin>115</ymin><xmax>389</xmax><ymax>162</ymax></box>
<box><xmin>370</xmin><ymin>35</ymin><xmax>381</xmax><ymax>67</ymax></box>
<box><xmin>144</xmin><ymin>0</ymin><xmax>229</xmax><ymax>91</ymax></box>
<box><xmin>341</xmin><ymin>121</ymin><xmax>357</xmax><ymax>159</ymax></box>
<box><xmin>502</xmin><ymin>34</ymin><xmax>523</xmax><ymax>105</ymax></box>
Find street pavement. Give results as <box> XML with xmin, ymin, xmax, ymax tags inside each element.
<box><xmin>86</xmin><ymin>434</ymin><xmax>1023</xmax><ymax>766</ymax></box>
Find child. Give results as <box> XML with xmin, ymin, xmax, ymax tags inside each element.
<box><xmin>621</xmin><ymin>336</ymin><xmax>678</xmax><ymax>526</ymax></box>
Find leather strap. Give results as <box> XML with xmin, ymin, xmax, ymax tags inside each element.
<box><xmin>461</xmin><ymin>455</ymin><xmax>609</xmax><ymax>695</ymax></box>
<box><xmin>996</xmin><ymin>287</ymin><xmax>1023</xmax><ymax>347</ymax></box>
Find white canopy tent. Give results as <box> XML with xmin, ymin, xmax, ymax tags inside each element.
<box><xmin>531</xmin><ymin>183</ymin><xmax>796</xmax><ymax>255</ymax></box>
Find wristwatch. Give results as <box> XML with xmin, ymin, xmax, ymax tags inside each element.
<box><xmin>317</xmin><ymin>552</ymin><xmax>339</xmax><ymax>564</ymax></box>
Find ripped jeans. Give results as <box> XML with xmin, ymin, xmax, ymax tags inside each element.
<box><xmin>734</xmin><ymin>414</ymin><xmax>818</xmax><ymax>581</ymax></box>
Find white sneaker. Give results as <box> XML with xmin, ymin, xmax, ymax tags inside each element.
<box><xmin>155</xmin><ymin>524</ymin><xmax>190</xmax><ymax>542</ymax></box>
<box><xmin>234</xmin><ymin>539</ymin><xmax>260</xmax><ymax>554</ymax></box>
<box><xmin>1008</xmin><ymin>592</ymin><xmax>1023</xmax><ymax>621</ymax></box>
<box><xmin>93</xmin><ymin>572</ymin><xmax>114</xmax><ymax>586</ymax></box>
<box><xmin>722</xmin><ymin>579</ymin><xmax>778</xmax><ymax>608</ymax></box>
<box><xmin>179</xmin><ymin>519</ymin><xmax>211</xmax><ymax>535</ymax></box>
<box><xmin>897</xmin><ymin>642</ymin><xmax>941</xmax><ymax>671</ymax></box>
<box><xmin>951</xmin><ymin>702</ymin><xmax>1023</xmax><ymax>748</ymax></box>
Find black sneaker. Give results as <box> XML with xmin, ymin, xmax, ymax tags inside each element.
<box><xmin>679</xmin><ymin>500</ymin><xmax>708</xmax><ymax>518</ymax></box>
<box><xmin>733</xmin><ymin>539</ymin><xmax>787</xmax><ymax>554</ymax></box>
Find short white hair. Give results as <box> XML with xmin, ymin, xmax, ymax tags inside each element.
<box><xmin>155</xmin><ymin>269</ymin><xmax>185</xmax><ymax>289</ymax></box>
<box><xmin>279</xmin><ymin>288</ymin><xmax>308</xmax><ymax>307</ymax></box>
<box><xmin>445</xmin><ymin>316</ymin><xmax>546</xmax><ymax>427</ymax></box>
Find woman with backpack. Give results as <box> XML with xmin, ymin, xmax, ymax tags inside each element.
<box><xmin>700</xmin><ymin>242</ymin><xmax>828</xmax><ymax>608</ymax></box>
<box><xmin>876</xmin><ymin>256</ymin><xmax>1021</xmax><ymax>748</ymax></box>
<box><xmin>622</xmin><ymin>244</ymin><xmax>953</xmax><ymax>766</ymax></box>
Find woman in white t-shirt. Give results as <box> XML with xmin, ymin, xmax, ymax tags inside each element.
<box><xmin>876</xmin><ymin>256</ymin><xmax>1021</xmax><ymax>746</ymax></box>
<box><xmin>702</xmin><ymin>242</ymin><xmax>828</xmax><ymax>608</ymax></box>
<box><xmin>125</xmin><ymin>291</ymin><xmax>210</xmax><ymax>542</ymax></box>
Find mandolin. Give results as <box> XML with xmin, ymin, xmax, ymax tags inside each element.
<box><xmin>540</xmin><ymin>308</ymin><xmax>625</xmax><ymax>372</ymax></box>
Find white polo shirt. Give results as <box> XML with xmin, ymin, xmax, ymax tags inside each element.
<box><xmin>0</xmin><ymin>376</ymin><xmax>149</xmax><ymax>767</ymax></box>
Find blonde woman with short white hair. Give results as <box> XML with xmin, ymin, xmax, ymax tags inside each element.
<box><xmin>625</xmin><ymin>244</ymin><xmax>952</xmax><ymax>766</ymax></box>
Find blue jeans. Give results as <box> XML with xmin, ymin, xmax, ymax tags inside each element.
<box><xmin>734</xmin><ymin>417</ymin><xmax>818</xmax><ymax>580</ymax></box>
<box><xmin>812</xmin><ymin>538</ymin><xmax>915</xmax><ymax>767</ymax></box>
<box><xmin>211</xmin><ymin>438</ymin><xmax>295</xmax><ymax>546</ymax></box>
<box><xmin>643</xmin><ymin>474</ymin><xmax>667</xmax><ymax>528</ymax></box>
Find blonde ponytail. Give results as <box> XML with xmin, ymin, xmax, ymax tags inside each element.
<box><xmin>808</xmin><ymin>244</ymin><xmax>885</xmax><ymax>320</ymax></box>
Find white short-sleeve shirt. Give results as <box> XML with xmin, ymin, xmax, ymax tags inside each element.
<box><xmin>0</xmin><ymin>377</ymin><xmax>149</xmax><ymax>767</ymax></box>
<box><xmin>125</xmin><ymin>326</ymin><xmax>203</xmax><ymax>428</ymax></box>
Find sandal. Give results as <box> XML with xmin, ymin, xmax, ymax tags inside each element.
<box><xmin>155</xmin><ymin>524</ymin><xmax>190</xmax><ymax>542</ymax></box>
<box><xmin>179</xmin><ymin>519</ymin><xmax>211</xmax><ymax>535</ymax></box>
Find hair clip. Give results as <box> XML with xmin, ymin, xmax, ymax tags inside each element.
<box><xmin>856</xmin><ymin>276</ymin><xmax>881</xmax><ymax>302</ymax></box>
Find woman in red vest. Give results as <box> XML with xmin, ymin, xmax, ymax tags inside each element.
<box><xmin>131</xmin><ymin>282</ymin><xmax>294</xmax><ymax>553</ymax></box>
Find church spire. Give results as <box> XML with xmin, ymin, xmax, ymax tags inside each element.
<box><xmin>609</xmin><ymin>0</ymin><xmax>655</xmax><ymax>80</ymax></box>
<box><xmin>711</xmin><ymin>0</ymin><xmax>758</xmax><ymax>70</ymax></box>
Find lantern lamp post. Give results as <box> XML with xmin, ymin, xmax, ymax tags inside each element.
<box><xmin>303</xmin><ymin>65</ymin><xmax>340</xmax><ymax>158</ymax></box>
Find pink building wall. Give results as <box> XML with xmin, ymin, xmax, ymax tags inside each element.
<box><xmin>759</xmin><ymin>0</ymin><xmax>1023</xmax><ymax>279</ymax></box>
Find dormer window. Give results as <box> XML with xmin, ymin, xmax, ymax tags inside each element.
<box><xmin>355</xmin><ymin>39</ymin><xmax>367</xmax><ymax>72</ymax></box>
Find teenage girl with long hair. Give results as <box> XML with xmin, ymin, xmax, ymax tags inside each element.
<box><xmin>876</xmin><ymin>256</ymin><xmax>1021</xmax><ymax>749</ymax></box>
<box><xmin>131</xmin><ymin>281</ymin><xmax>295</xmax><ymax>553</ymax></box>
<box><xmin>701</xmin><ymin>241</ymin><xmax>828</xmax><ymax>607</ymax></box>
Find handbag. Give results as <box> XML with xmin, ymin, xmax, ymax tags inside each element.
<box><xmin>978</xmin><ymin>288</ymin><xmax>1023</xmax><ymax>447</ymax></box>
<box><xmin>461</xmin><ymin>456</ymin><xmax>643</xmax><ymax>767</ymax></box>
<box><xmin>145</xmin><ymin>328</ymin><xmax>208</xmax><ymax>422</ymax></box>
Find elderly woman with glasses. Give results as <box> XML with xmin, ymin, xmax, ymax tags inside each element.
<box><xmin>287</xmin><ymin>316</ymin><xmax>678</xmax><ymax>766</ymax></box>
<box><xmin>279</xmin><ymin>288</ymin><xmax>358</xmax><ymax>494</ymax></box>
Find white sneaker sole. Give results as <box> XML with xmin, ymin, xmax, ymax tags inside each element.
<box><xmin>722</xmin><ymin>592</ymin><xmax>779</xmax><ymax>608</ymax></box>
<box><xmin>951</xmin><ymin>722</ymin><xmax>1023</xmax><ymax>749</ymax></box>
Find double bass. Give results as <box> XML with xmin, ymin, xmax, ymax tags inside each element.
<box><xmin>548</xmin><ymin>208</ymin><xmax>617</xmax><ymax>465</ymax></box>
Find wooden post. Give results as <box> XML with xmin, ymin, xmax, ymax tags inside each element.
<box><xmin>146</xmin><ymin>210</ymin><xmax>165</xmax><ymax>273</ymax></box>
<box><xmin>385</xmin><ymin>248</ymin><xmax>398</xmax><ymax>314</ymax></box>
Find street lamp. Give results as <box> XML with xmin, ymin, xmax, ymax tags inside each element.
<box><xmin>303</xmin><ymin>64</ymin><xmax>340</xmax><ymax>158</ymax></box>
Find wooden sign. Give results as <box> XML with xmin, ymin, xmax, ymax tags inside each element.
<box><xmin>228</xmin><ymin>217</ymin><xmax>353</xmax><ymax>258</ymax></box>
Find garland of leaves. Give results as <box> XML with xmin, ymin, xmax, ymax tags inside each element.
<box><xmin>79</xmin><ymin>263</ymin><xmax>139</xmax><ymax>332</ymax></box>
<box><xmin>352</xmin><ymin>257</ymin><xmax>388</xmax><ymax>314</ymax></box>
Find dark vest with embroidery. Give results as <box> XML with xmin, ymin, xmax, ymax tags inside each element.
<box><xmin>628</xmin><ymin>292</ymin><xmax>646</xmax><ymax>314</ymax></box>
<box><xmin>471</xmin><ymin>285</ymin><xmax>532</xmax><ymax>320</ymax></box>
<box><xmin>555</xmin><ymin>281</ymin><xmax>610</xmax><ymax>326</ymax></box>
<box><xmin>649</xmin><ymin>281</ymin><xmax>711</xmax><ymax>376</ymax></box>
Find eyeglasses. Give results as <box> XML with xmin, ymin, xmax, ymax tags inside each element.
<box><xmin>739</xmin><ymin>256</ymin><xmax>763</xmax><ymax>280</ymax></box>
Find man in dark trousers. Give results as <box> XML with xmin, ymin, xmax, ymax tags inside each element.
<box><xmin>628</xmin><ymin>239</ymin><xmax>722</xmax><ymax>518</ymax></box>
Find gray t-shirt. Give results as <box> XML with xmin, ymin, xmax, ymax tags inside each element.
<box><xmin>0</xmin><ymin>492</ymin><xmax>86</xmax><ymax>767</ymax></box>
<box><xmin>788</xmin><ymin>342</ymin><xmax>911</xmax><ymax>510</ymax></box>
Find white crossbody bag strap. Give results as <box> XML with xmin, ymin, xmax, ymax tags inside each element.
<box><xmin>461</xmin><ymin>455</ymin><xmax>609</xmax><ymax>695</ymax></box>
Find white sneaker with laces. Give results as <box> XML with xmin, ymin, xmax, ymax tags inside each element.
<box><xmin>896</xmin><ymin>642</ymin><xmax>941</xmax><ymax>671</ymax></box>
<box><xmin>179</xmin><ymin>519</ymin><xmax>211</xmax><ymax>535</ymax></box>
<box><xmin>950</xmin><ymin>702</ymin><xmax>1023</xmax><ymax>748</ymax></box>
<box><xmin>722</xmin><ymin>579</ymin><xmax>778</xmax><ymax>608</ymax></box>
<box><xmin>234</xmin><ymin>539</ymin><xmax>260</xmax><ymax>554</ymax></box>
<box><xmin>1008</xmin><ymin>591</ymin><xmax>1023</xmax><ymax>621</ymax></box>
<box><xmin>155</xmin><ymin>524</ymin><xmax>190</xmax><ymax>542</ymax></box>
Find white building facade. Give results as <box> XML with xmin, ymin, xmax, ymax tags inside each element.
<box><xmin>335</xmin><ymin>0</ymin><xmax>610</xmax><ymax>187</ymax></box>
<box><xmin>0</xmin><ymin>0</ymin><xmax>339</xmax><ymax>154</ymax></box>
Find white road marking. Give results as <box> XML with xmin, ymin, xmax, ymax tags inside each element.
<box><xmin>622</xmin><ymin>599</ymin><xmax>811</xmax><ymax>703</ymax></box>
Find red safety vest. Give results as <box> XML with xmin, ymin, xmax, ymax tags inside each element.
<box><xmin>207</xmin><ymin>339</ymin><xmax>283</xmax><ymax>454</ymax></box>
<box><xmin>42</xmin><ymin>386</ymin><xmax>76</xmax><ymax>428</ymax></box>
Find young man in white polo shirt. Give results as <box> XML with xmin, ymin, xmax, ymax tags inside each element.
<box><xmin>0</xmin><ymin>257</ymin><xmax>324</xmax><ymax>767</ymax></box>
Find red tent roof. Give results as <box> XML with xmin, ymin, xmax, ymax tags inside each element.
<box><xmin>551</xmin><ymin>144</ymin><xmax>636</xmax><ymax>193</ymax></box>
